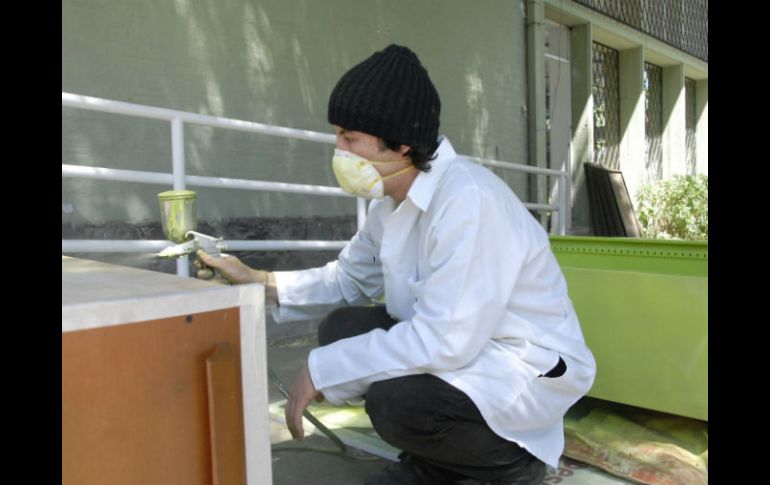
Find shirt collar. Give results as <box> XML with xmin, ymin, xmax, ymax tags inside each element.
<box><xmin>406</xmin><ymin>136</ymin><xmax>457</xmax><ymax>212</ymax></box>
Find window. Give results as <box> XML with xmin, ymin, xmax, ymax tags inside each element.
<box><xmin>644</xmin><ymin>62</ymin><xmax>663</xmax><ymax>179</ymax></box>
<box><xmin>592</xmin><ymin>42</ymin><xmax>620</xmax><ymax>168</ymax></box>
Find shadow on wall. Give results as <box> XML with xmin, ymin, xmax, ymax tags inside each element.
<box><xmin>63</xmin><ymin>0</ymin><xmax>349</xmax><ymax>225</ymax></box>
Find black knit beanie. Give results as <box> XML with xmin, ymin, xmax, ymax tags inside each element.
<box><xmin>328</xmin><ymin>44</ymin><xmax>441</xmax><ymax>148</ymax></box>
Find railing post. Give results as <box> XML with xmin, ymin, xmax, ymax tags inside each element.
<box><xmin>558</xmin><ymin>174</ymin><xmax>567</xmax><ymax>235</ymax></box>
<box><xmin>171</xmin><ymin>117</ymin><xmax>186</xmax><ymax>190</ymax></box>
<box><xmin>171</xmin><ymin>117</ymin><xmax>189</xmax><ymax>277</ymax></box>
<box><xmin>356</xmin><ymin>198</ymin><xmax>367</xmax><ymax>231</ymax></box>
<box><xmin>562</xmin><ymin>152</ymin><xmax>572</xmax><ymax>235</ymax></box>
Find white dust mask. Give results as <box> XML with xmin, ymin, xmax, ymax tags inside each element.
<box><xmin>331</xmin><ymin>149</ymin><xmax>413</xmax><ymax>199</ymax></box>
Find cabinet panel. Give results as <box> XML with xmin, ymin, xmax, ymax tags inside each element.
<box><xmin>62</xmin><ymin>307</ymin><xmax>243</xmax><ymax>485</ymax></box>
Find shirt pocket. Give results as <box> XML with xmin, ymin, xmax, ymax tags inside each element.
<box><xmin>521</xmin><ymin>341</ymin><xmax>561</xmax><ymax>378</ymax></box>
<box><xmin>407</xmin><ymin>275</ymin><xmax>426</xmax><ymax>303</ymax></box>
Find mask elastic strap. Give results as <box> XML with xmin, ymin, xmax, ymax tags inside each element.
<box><xmin>380</xmin><ymin>165</ymin><xmax>415</xmax><ymax>181</ymax></box>
<box><xmin>365</xmin><ymin>165</ymin><xmax>414</xmax><ymax>192</ymax></box>
<box><xmin>369</xmin><ymin>157</ymin><xmax>408</xmax><ymax>165</ymax></box>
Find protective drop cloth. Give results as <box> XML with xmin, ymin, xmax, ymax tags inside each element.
<box><xmin>563</xmin><ymin>399</ymin><xmax>707</xmax><ymax>485</ymax></box>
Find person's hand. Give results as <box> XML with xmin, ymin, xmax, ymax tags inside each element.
<box><xmin>191</xmin><ymin>257</ymin><xmax>229</xmax><ymax>284</ymax></box>
<box><xmin>285</xmin><ymin>363</ymin><xmax>324</xmax><ymax>440</ymax></box>
<box><xmin>195</xmin><ymin>250</ymin><xmax>280</xmax><ymax>305</ymax></box>
<box><xmin>195</xmin><ymin>250</ymin><xmax>267</xmax><ymax>285</ymax></box>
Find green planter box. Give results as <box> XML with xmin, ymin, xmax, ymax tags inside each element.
<box><xmin>550</xmin><ymin>236</ymin><xmax>708</xmax><ymax>421</ymax></box>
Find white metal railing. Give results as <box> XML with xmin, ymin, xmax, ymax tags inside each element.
<box><xmin>62</xmin><ymin>92</ymin><xmax>570</xmax><ymax>276</ymax></box>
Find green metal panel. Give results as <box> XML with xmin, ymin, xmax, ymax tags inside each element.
<box><xmin>550</xmin><ymin>236</ymin><xmax>707</xmax><ymax>421</ymax></box>
<box><xmin>551</xmin><ymin>236</ymin><xmax>707</xmax><ymax>276</ymax></box>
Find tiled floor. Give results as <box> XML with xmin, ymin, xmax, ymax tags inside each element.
<box><xmin>266</xmin><ymin>336</ymin><xmax>635</xmax><ymax>485</ymax></box>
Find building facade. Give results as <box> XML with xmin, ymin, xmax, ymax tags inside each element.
<box><xmin>62</xmin><ymin>0</ymin><xmax>708</xmax><ymax>259</ymax></box>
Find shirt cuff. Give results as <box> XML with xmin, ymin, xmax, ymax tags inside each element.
<box><xmin>308</xmin><ymin>347</ymin><xmax>364</xmax><ymax>405</ymax></box>
<box><xmin>272</xmin><ymin>270</ymin><xmax>290</xmax><ymax>306</ymax></box>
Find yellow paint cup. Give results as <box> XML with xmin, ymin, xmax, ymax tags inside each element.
<box><xmin>158</xmin><ymin>190</ymin><xmax>197</xmax><ymax>243</ymax></box>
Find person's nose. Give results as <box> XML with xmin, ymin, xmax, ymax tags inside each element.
<box><xmin>335</xmin><ymin>132</ymin><xmax>351</xmax><ymax>151</ymax></box>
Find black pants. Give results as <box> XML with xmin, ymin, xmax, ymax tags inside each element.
<box><xmin>318</xmin><ymin>306</ymin><xmax>544</xmax><ymax>482</ymax></box>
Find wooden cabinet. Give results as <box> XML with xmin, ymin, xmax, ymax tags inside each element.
<box><xmin>62</xmin><ymin>257</ymin><xmax>272</xmax><ymax>485</ymax></box>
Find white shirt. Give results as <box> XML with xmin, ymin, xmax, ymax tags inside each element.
<box><xmin>273</xmin><ymin>137</ymin><xmax>596</xmax><ymax>468</ymax></box>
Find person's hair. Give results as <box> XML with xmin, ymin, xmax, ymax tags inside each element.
<box><xmin>379</xmin><ymin>138</ymin><xmax>438</xmax><ymax>173</ymax></box>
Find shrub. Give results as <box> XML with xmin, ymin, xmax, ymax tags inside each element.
<box><xmin>636</xmin><ymin>174</ymin><xmax>708</xmax><ymax>240</ymax></box>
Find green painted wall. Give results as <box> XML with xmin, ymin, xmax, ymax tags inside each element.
<box><xmin>62</xmin><ymin>0</ymin><xmax>530</xmax><ymax>225</ymax></box>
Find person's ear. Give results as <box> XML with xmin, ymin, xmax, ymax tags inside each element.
<box><xmin>399</xmin><ymin>145</ymin><xmax>411</xmax><ymax>157</ymax></box>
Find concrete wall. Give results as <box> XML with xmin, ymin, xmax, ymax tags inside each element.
<box><xmin>62</xmin><ymin>0</ymin><xmax>531</xmax><ymax>227</ymax></box>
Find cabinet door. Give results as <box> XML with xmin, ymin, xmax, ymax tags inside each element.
<box><xmin>62</xmin><ymin>307</ymin><xmax>245</xmax><ymax>485</ymax></box>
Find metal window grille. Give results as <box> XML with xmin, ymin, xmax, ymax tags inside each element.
<box><xmin>685</xmin><ymin>77</ymin><xmax>697</xmax><ymax>175</ymax></box>
<box><xmin>573</xmin><ymin>0</ymin><xmax>708</xmax><ymax>62</ymax></box>
<box><xmin>644</xmin><ymin>62</ymin><xmax>663</xmax><ymax>179</ymax></box>
<box><xmin>592</xmin><ymin>42</ymin><xmax>620</xmax><ymax>168</ymax></box>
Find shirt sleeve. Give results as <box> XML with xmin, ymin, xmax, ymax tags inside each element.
<box><xmin>271</xmin><ymin>207</ymin><xmax>386</xmax><ymax>323</ymax></box>
<box><xmin>308</xmin><ymin>187</ymin><xmax>530</xmax><ymax>404</ymax></box>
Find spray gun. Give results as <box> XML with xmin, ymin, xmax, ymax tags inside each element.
<box><xmin>157</xmin><ymin>230</ymin><xmax>227</xmax><ymax>259</ymax></box>
<box><xmin>155</xmin><ymin>190</ymin><xmax>226</xmax><ymax>264</ymax></box>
